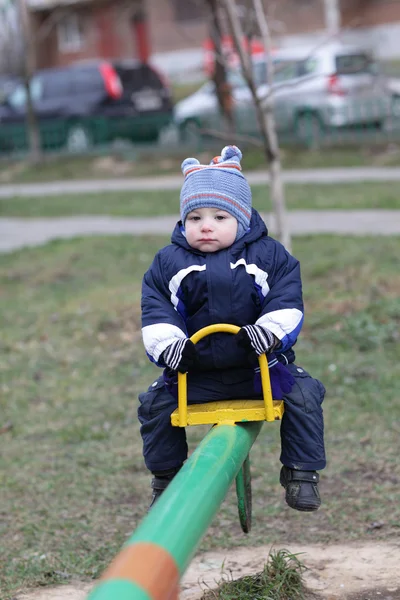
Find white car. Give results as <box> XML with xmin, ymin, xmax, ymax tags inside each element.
<box><xmin>387</xmin><ymin>77</ymin><xmax>400</xmax><ymax>117</ymax></box>
<box><xmin>174</xmin><ymin>43</ymin><xmax>392</xmax><ymax>144</ymax></box>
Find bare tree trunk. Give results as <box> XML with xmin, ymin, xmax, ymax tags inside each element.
<box><xmin>223</xmin><ymin>0</ymin><xmax>291</xmax><ymax>252</ymax></box>
<box><xmin>17</xmin><ymin>0</ymin><xmax>42</xmax><ymax>164</ymax></box>
<box><xmin>253</xmin><ymin>0</ymin><xmax>290</xmax><ymax>251</ymax></box>
<box><xmin>323</xmin><ymin>0</ymin><xmax>341</xmax><ymax>37</ymax></box>
<box><xmin>205</xmin><ymin>0</ymin><xmax>235</xmax><ymax>139</ymax></box>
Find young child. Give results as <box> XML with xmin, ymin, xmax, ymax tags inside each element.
<box><xmin>138</xmin><ymin>145</ymin><xmax>326</xmax><ymax>512</ymax></box>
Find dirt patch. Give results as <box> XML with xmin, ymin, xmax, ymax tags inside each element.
<box><xmin>15</xmin><ymin>542</ymin><xmax>400</xmax><ymax>600</ymax></box>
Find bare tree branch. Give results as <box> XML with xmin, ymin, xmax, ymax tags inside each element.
<box><xmin>252</xmin><ymin>0</ymin><xmax>290</xmax><ymax>251</ymax></box>
<box><xmin>16</xmin><ymin>0</ymin><xmax>42</xmax><ymax>164</ymax></box>
<box><xmin>223</xmin><ymin>0</ymin><xmax>291</xmax><ymax>251</ymax></box>
<box><xmin>36</xmin><ymin>9</ymin><xmax>69</xmax><ymax>44</ymax></box>
<box><xmin>205</xmin><ymin>0</ymin><xmax>235</xmax><ymax>136</ymax></box>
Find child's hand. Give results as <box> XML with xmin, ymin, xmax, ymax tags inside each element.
<box><xmin>162</xmin><ymin>339</ymin><xmax>197</xmax><ymax>373</ymax></box>
<box><xmin>236</xmin><ymin>325</ymin><xmax>277</xmax><ymax>357</ymax></box>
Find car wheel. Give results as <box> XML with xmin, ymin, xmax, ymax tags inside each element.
<box><xmin>180</xmin><ymin>119</ymin><xmax>202</xmax><ymax>145</ymax></box>
<box><xmin>66</xmin><ymin>125</ymin><xmax>92</xmax><ymax>154</ymax></box>
<box><xmin>391</xmin><ymin>95</ymin><xmax>400</xmax><ymax>119</ymax></box>
<box><xmin>295</xmin><ymin>113</ymin><xmax>324</xmax><ymax>148</ymax></box>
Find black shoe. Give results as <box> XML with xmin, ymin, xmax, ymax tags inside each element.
<box><xmin>148</xmin><ymin>466</ymin><xmax>182</xmax><ymax>511</ymax></box>
<box><xmin>280</xmin><ymin>466</ymin><xmax>321</xmax><ymax>512</ymax></box>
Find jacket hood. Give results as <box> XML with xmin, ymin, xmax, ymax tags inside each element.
<box><xmin>171</xmin><ymin>208</ymin><xmax>268</xmax><ymax>252</ymax></box>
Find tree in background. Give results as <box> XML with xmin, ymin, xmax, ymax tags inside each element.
<box><xmin>17</xmin><ymin>0</ymin><xmax>42</xmax><ymax>164</ymax></box>
<box><xmin>222</xmin><ymin>0</ymin><xmax>291</xmax><ymax>252</ymax></box>
<box><xmin>0</xmin><ymin>0</ymin><xmax>42</xmax><ymax>163</ymax></box>
<box><xmin>205</xmin><ymin>0</ymin><xmax>235</xmax><ymax>138</ymax></box>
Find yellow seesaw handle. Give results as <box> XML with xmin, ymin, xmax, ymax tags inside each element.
<box><xmin>177</xmin><ymin>324</ymin><xmax>274</xmax><ymax>427</ymax></box>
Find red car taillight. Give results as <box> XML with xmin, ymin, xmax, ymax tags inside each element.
<box><xmin>327</xmin><ymin>74</ymin><xmax>347</xmax><ymax>96</ymax></box>
<box><xmin>100</xmin><ymin>63</ymin><xmax>123</xmax><ymax>99</ymax></box>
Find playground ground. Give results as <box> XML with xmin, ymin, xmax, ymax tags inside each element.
<box><xmin>4</xmin><ymin>232</ymin><xmax>400</xmax><ymax>600</ymax></box>
<box><xmin>2</xmin><ymin>178</ymin><xmax>399</xmax><ymax>600</ymax></box>
<box><xmin>15</xmin><ymin>541</ymin><xmax>400</xmax><ymax>599</ymax></box>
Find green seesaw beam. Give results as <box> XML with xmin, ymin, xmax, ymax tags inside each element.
<box><xmin>87</xmin><ymin>420</ymin><xmax>263</xmax><ymax>600</ymax></box>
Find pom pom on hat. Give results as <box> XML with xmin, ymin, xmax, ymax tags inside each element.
<box><xmin>209</xmin><ymin>145</ymin><xmax>242</xmax><ymax>166</ymax></box>
<box><xmin>180</xmin><ymin>145</ymin><xmax>252</xmax><ymax>241</ymax></box>
<box><xmin>181</xmin><ymin>157</ymin><xmax>200</xmax><ymax>175</ymax></box>
<box><xmin>221</xmin><ymin>145</ymin><xmax>242</xmax><ymax>161</ymax></box>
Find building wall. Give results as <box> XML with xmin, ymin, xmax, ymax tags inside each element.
<box><xmin>341</xmin><ymin>0</ymin><xmax>400</xmax><ymax>28</ymax></box>
<box><xmin>33</xmin><ymin>1</ymin><xmax>139</xmax><ymax>69</ymax></box>
<box><xmin>147</xmin><ymin>0</ymin><xmax>327</xmax><ymax>82</ymax></box>
<box><xmin>342</xmin><ymin>22</ymin><xmax>400</xmax><ymax>59</ymax></box>
<box><xmin>340</xmin><ymin>0</ymin><xmax>400</xmax><ymax>59</ymax></box>
<box><xmin>147</xmin><ymin>0</ymin><xmax>207</xmax><ymax>54</ymax></box>
<box><xmin>278</xmin><ymin>1</ymin><xmax>400</xmax><ymax>60</ymax></box>
<box><xmin>147</xmin><ymin>0</ymin><xmax>325</xmax><ymax>55</ymax></box>
<box><xmin>32</xmin><ymin>0</ymin><xmax>400</xmax><ymax>72</ymax></box>
<box><xmin>267</xmin><ymin>0</ymin><xmax>325</xmax><ymax>38</ymax></box>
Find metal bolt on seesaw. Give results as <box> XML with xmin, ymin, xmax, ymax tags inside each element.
<box><xmin>87</xmin><ymin>324</ymin><xmax>284</xmax><ymax>600</ymax></box>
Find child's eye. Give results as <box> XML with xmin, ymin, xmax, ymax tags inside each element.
<box><xmin>189</xmin><ymin>215</ymin><xmax>200</xmax><ymax>221</ymax></box>
<box><xmin>215</xmin><ymin>215</ymin><xmax>226</xmax><ymax>221</ymax></box>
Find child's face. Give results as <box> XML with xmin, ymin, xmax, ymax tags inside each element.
<box><xmin>185</xmin><ymin>207</ymin><xmax>238</xmax><ymax>252</ymax></box>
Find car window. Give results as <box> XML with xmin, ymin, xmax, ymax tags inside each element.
<box><xmin>335</xmin><ymin>53</ymin><xmax>376</xmax><ymax>75</ymax></box>
<box><xmin>252</xmin><ymin>61</ymin><xmax>268</xmax><ymax>86</ymax></box>
<box><xmin>42</xmin><ymin>71</ymin><xmax>73</xmax><ymax>98</ymax></box>
<box><xmin>8</xmin><ymin>78</ymin><xmax>43</xmax><ymax>108</ymax></box>
<box><xmin>298</xmin><ymin>57</ymin><xmax>319</xmax><ymax>76</ymax></box>
<box><xmin>116</xmin><ymin>66</ymin><xmax>163</xmax><ymax>93</ymax></box>
<box><xmin>273</xmin><ymin>60</ymin><xmax>298</xmax><ymax>83</ymax></box>
<box><xmin>140</xmin><ymin>67</ymin><xmax>164</xmax><ymax>90</ymax></box>
<box><xmin>116</xmin><ymin>67</ymin><xmax>143</xmax><ymax>93</ymax></box>
<box><xmin>227</xmin><ymin>61</ymin><xmax>268</xmax><ymax>88</ymax></box>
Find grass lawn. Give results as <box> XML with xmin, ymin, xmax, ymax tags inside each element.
<box><xmin>2</xmin><ymin>181</ymin><xmax>400</xmax><ymax>218</ymax></box>
<box><xmin>1</xmin><ymin>144</ymin><xmax>400</xmax><ymax>185</ymax></box>
<box><xmin>1</xmin><ymin>234</ymin><xmax>400</xmax><ymax>599</ymax></box>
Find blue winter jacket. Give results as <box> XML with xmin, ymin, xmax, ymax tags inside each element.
<box><xmin>141</xmin><ymin>209</ymin><xmax>304</xmax><ymax>380</ymax></box>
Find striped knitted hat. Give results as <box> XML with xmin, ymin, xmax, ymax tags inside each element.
<box><xmin>180</xmin><ymin>145</ymin><xmax>252</xmax><ymax>240</ymax></box>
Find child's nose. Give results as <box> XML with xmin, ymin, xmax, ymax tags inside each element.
<box><xmin>201</xmin><ymin>219</ymin><xmax>213</xmax><ymax>231</ymax></box>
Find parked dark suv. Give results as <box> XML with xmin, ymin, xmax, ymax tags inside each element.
<box><xmin>0</xmin><ymin>60</ymin><xmax>173</xmax><ymax>153</ymax></box>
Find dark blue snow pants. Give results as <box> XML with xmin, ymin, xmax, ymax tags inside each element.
<box><xmin>138</xmin><ymin>363</ymin><xmax>326</xmax><ymax>474</ymax></box>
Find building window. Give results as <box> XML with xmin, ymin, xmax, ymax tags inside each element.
<box><xmin>57</xmin><ymin>14</ymin><xmax>85</xmax><ymax>53</ymax></box>
<box><xmin>173</xmin><ymin>0</ymin><xmax>206</xmax><ymax>23</ymax></box>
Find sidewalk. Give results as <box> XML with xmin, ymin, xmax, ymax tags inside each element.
<box><xmin>1</xmin><ymin>166</ymin><xmax>400</xmax><ymax>198</ymax></box>
<box><xmin>1</xmin><ymin>210</ymin><xmax>399</xmax><ymax>253</ymax></box>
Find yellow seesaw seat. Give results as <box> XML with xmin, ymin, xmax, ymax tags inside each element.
<box><xmin>171</xmin><ymin>324</ymin><xmax>284</xmax><ymax>428</ymax></box>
